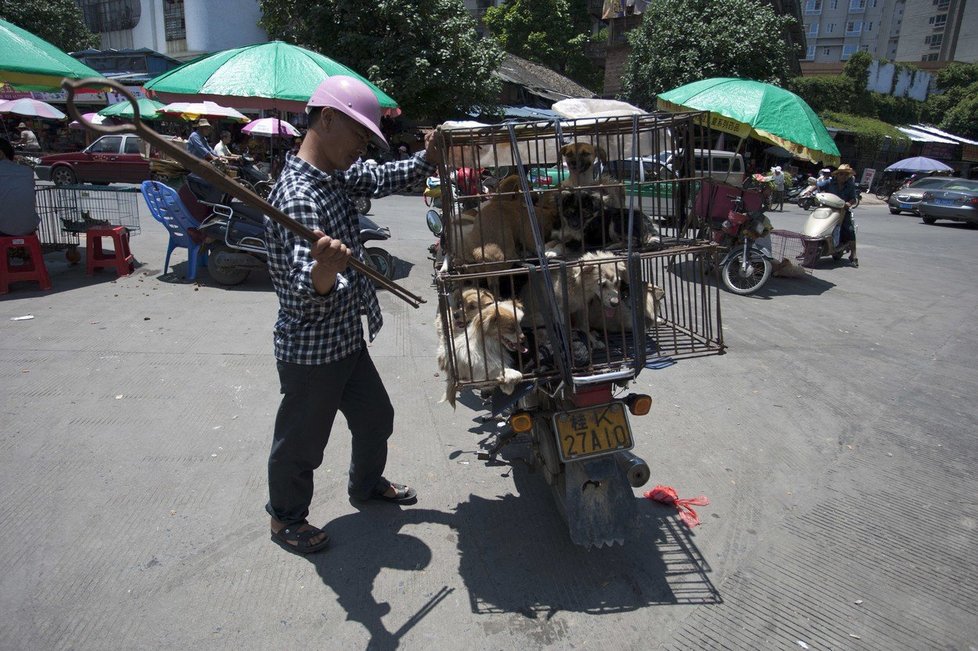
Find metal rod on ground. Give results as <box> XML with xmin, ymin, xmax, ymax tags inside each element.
<box><xmin>60</xmin><ymin>78</ymin><xmax>426</xmax><ymax>308</ymax></box>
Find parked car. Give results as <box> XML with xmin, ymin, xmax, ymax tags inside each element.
<box><xmin>918</xmin><ymin>179</ymin><xmax>978</xmax><ymax>226</ymax></box>
<box><xmin>887</xmin><ymin>176</ymin><xmax>961</xmax><ymax>215</ymax></box>
<box><xmin>35</xmin><ymin>134</ymin><xmax>151</xmax><ymax>185</ymax></box>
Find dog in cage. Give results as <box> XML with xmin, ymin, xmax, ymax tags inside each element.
<box><xmin>587</xmin><ymin>281</ymin><xmax>666</xmax><ymax>332</ymax></box>
<box><xmin>549</xmin><ymin>251</ymin><xmax>627</xmax><ymax>349</ymax></box>
<box><xmin>558</xmin><ymin>142</ymin><xmax>624</xmax><ymax>209</ymax></box>
<box><xmin>547</xmin><ymin>189</ymin><xmax>658</xmax><ymax>257</ymax></box>
<box><xmin>456</xmin><ymin>175</ymin><xmax>559</xmax><ymax>265</ymax></box>
<box><xmin>440</xmin><ymin>292</ymin><xmax>528</xmax><ymax>405</ymax></box>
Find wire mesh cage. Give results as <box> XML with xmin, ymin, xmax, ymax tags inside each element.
<box><xmin>432</xmin><ymin>113</ymin><xmax>725</xmax><ymax>399</ymax></box>
<box><xmin>769</xmin><ymin>229</ymin><xmax>814</xmax><ymax>275</ymax></box>
<box><xmin>34</xmin><ymin>185</ymin><xmax>142</xmax><ymax>248</ymax></box>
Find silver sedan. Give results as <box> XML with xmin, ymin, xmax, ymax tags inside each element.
<box><xmin>888</xmin><ymin>176</ymin><xmax>961</xmax><ymax>215</ymax></box>
<box><xmin>918</xmin><ymin>179</ymin><xmax>978</xmax><ymax>225</ymax></box>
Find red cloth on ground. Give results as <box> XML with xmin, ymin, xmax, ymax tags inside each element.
<box><xmin>644</xmin><ymin>485</ymin><xmax>710</xmax><ymax>528</ymax></box>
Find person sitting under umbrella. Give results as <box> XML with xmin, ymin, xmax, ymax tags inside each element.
<box><xmin>213</xmin><ymin>129</ymin><xmax>240</xmax><ymax>161</ymax></box>
<box><xmin>13</xmin><ymin>122</ymin><xmax>40</xmax><ymax>152</ymax></box>
<box><xmin>187</xmin><ymin>118</ymin><xmax>220</xmax><ymax>161</ymax></box>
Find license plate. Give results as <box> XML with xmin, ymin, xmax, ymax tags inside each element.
<box><xmin>553</xmin><ymin>403</ymin><xmax>633</xmax><ymax>462</ymax></box>
<box><xmin>936</xmin><ymin>198</ymin><xmax>955</xmax><ymax>206</ymax></box>
<box><xmin>899</xmin><ymin>203</ymin><xmax>912</xmax><ymax>210</ymax></box>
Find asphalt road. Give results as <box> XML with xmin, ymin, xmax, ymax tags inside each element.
<box><xmin>1</xmin><ymin>189</ymin><xmax>976</xmax><ymax>650</ymax></box>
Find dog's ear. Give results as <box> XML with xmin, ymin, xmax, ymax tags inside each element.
<box><xmin>496</xmin><ymin>174</ymin><xmax>521</xmax><ymax>199</ymax></box>
<box><xmin>594</xmin><ymin>145</ymin><xmax>607</xmax><ymax>162</ymax></box>
<box><xmin>560</xmin><ymin>143</ymin><xmax>574</xmax><ymax>157</ymax></box>
<box><xmin>652</xmin><ymin>285</ymin><xmax>666</xmax><ymax>301</ymax></box>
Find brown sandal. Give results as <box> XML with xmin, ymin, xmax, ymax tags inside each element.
<box><xmin>270</xmin><ymin>522</ymin><xmax>330</xmax><ymax>555</ymax></box>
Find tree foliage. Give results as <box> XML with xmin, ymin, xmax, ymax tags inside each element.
<box><xmin>0</xmin><ymin>0</ymin><xmax>99</xmax><ymax>52</ymax></box>
<box><xmin>482</xmin><ymin>0</ymin><xmax>601</xmax><ymax>91</ymax></box>
<box><xmin>258</xmin><ymin>0</ymin><xmax>503</xmax><ymax>122</ymax></box>
<box><xmin>619</xmin><ymin>0</ymin><xmax>797</xmax><ymax>109</ymax></box>
<box><xmin>921</xmin><ymin>63</ymin><xmax>978</xmax><ymax>136</ymax></box>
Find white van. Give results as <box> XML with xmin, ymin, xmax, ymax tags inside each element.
<box><xmin>658</xmin><ymin>149</ymin><xmax>746</xmax><ymax>187</ymax></box>
<box><xmin>607</xmin><ymin>149</ymin><xmax>746</xmax><ymax>189</ymax></box>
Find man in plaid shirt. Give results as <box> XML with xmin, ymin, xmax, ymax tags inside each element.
<box><xmin>264</xmin><ymin>76</ymin><xmax>440</xmax><ymax>555</ymax></box>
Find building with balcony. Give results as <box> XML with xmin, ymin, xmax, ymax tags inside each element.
<box><xmin>76</xmin><ymin>0</ymin><xmax>267</xmax><ymax>61</ymax></box>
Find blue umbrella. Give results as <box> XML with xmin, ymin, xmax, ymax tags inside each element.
<box><xmin>884</xmin><ymin>156</ymin><xmax>953</xmax><ymax>173</ymax></box>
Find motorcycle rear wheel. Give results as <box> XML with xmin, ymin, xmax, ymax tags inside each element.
<box><xmin>354</xmin><ymin>196</ymin><xmax>371</xmax><ymax>214</ymax></box>
<box><xmin>721</xmin><ymin>249</ymin><xmax>771</xmax><ymax>295</ymax></box>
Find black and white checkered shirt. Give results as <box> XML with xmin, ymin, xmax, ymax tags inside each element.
<box><xmin>266</xmin><ymin>151</ymin><xmax>435</xmax><ymax>365</ymax></box>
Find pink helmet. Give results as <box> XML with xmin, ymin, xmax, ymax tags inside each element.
<box><xmin>307</xmin><ymin>75</ymin><xmax>389</xmax><ymax>150</ymax></box>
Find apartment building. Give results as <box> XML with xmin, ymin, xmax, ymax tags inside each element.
<box><xmin>76</xmin><ymin>0</ymin><xmax>266</xmax><ymax>61</ymax></box>
<box><xmin>801</xmin><ymin>0</ymin><xmax>976</xmax><ymax>70</ymax></box>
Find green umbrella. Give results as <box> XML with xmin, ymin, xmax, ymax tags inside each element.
<box><xmin>658</xmin><ymin>77</ymin><xmax>840</xmax><ymax>165</ymax></box>
<box><xmin>97</xmin><ymin>97</ymin><xmax>167</xmax><ymax>121</ymax></box>
<box><xmin>144</xmin><ymin>40</ymin><xmax>399</xmax><ymax>115</ymax></box>
<box><xmin>0</xmin><ymin>18</ymin><xmax>105</xmax><ymax>90</ymax></box>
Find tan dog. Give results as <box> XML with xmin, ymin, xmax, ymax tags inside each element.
<box><xmin>586</xmin><ymin>283</ymin><xmax>666</xmax><ymax>333</ymax></box>
<box><xmin>455</xmin><ymin>175</ymin><xmax>558</xmax><ymax>265</ymax></box>
<box><xmin>443</xmin><ymin>298</ymin><xmax>527</xmax><ymax>405</ymax></box>
<box><xmin>437</xmin><ymin>287</ymin><xmax>497</xmax><ymax>391</ymax></box>
<box><xmin>559</xmin><ymin>142</ymin><xmax>624</xmax><ymax>209</ymax></box>
<box><xmin>552</xmin><ymin>251</ymin><xmax>626</xmax><ymax>347</ymax></box>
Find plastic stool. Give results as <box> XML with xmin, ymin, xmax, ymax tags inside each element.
<box><xmin>1</xmin><ymin>233</ymin><xmax>52</xmax><ymax>294</ymax></box>
<box><xmin>86</xmin><ymin>226</ymin><xmax>134</xmax><ymax>277</ymax></box>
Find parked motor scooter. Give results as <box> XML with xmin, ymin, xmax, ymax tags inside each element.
<box><xmin>712</xmin><ymin>194</ymin><xmax>774</xmax><ymax>295</ymax></box>
<box><xmin>180</xmin><ymin>174</ymin><xmax>396</xmax><ymax>285</ymax></box>
<box><xmin>801</xmin><ymin>192</ymin><xmax>858</xmax><ymax>268</ymax></box>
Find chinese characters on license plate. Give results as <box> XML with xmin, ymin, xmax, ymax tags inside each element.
<box><xmin>553</xmin><ymin>403</ymin><xmax>633</xmax><ymax>462</ymax></box>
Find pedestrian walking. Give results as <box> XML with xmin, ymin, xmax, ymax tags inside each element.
<box><xmin>771</xmin><ymin>166</ymin><xmax>785</xmax><ymax>211</ymax></box>
<box><xmin>263</xmin><ymin>75</ymin><xmax>441</xmax><ymax>555</ymax></box>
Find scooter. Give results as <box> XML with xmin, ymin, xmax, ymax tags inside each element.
<box><xmin>712</xmin><ymin>195</ymin><xmax>774</xmax><ymax>295</ymax></box>
<box><xmin>796</xmin><ymin>178</ymin><xmax>819</xmax><ymax>210</ymax></box>
<box><xmin>801</xmin><ymin>192</ymin><xmax>858</xmax><ymax>268</ymax></box>
<box><xmin>181</xmin><ymin>174</ymin><xmax>396</xmax><ymax>285</ymax></box>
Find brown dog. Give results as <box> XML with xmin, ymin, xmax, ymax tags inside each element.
<box><xmin>454</xmin><ymin>174</ymin><xmax>558</xmax><ymax>265</ymax></box>
<box><xmin>559</xmin><ymin>142</ymin><xmax>624</xmax><ymax>208</ymax></box>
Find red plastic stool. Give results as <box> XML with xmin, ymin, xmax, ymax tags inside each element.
<box><xmin>86</xmin><ymin>226</ymin><xmax>134</xmax><ymax>277</ymax></box>
<box><xmin>1</xmin><ymin>233</ymin><xmax>52</xmax><ymax>294</ymax></box>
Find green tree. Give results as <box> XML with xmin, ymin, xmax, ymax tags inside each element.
<box><xmin>619</xmin><ymin>0</ymin><xmax>797</xmax><ymax>108</ymax></box>
<box><xmin>0</xmin><ymin>0</ymin><xmax>99</xmax><ymax>52</ymax></box>
<box><xmin>259</xmin><ymin>0</ymin><xmax>503</xmax><ymax>122</ymax></box>
<box><xmin>940</xmin><ymin>94</ymin><xmax>978</xmax><ymax>139</ymax></box>
<box><xmin>922</xmin><ymin>62</ymin><xmax>978</xmax><ymax>128</ymax></box>
<box><xmin>482</xmin><ymin>0</ymin><xmax>601</xmax><ymax>90</ymax></box>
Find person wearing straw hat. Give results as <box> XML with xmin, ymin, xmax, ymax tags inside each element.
<box><xmin>817</xmin><ymin>163</ymin><xmax>859</xmax><ymax>266</ymax></box>
<box><xmin>14</xmin><ymin>122</ymin><xmax>40</xmax><ymax>152</ymax></box>
<box><xmin>263</xmin><ymin>75</ymin><xmax>442</xmax><ymax>556</ymax></box>
<box><xmin>186</xmin><ymin>118</ymin><xmax>219</xmax><ymax>161</ymax></box>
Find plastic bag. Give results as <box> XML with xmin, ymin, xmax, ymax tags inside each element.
<box><xmin>644</xmin><ymin>485</ymin><xmax>710</xmax><ymax>528</ymax></box>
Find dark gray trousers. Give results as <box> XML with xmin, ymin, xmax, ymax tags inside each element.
<box><xmin>266</xmin><ymin>342</ymin><xmax>394</xmax><ymax>525</ymax></box>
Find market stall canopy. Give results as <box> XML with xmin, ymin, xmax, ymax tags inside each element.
<box><xmin>143</xmin><ymin>40</ymin><xmax>399</xmax><ymax>116</ymax></box>
<box><xmin>0</xmin><ymin>97</ymin><xmax>66</xmax><ymax>120</ymax></box>
<box><xmin>0</xmin><ymin>18</ymin><xmax>106</xmax><ymax>90</ymax></box>
<box><xmin>97</xmin><ymin>97</ymin><xmax>167</xmax><ymax>121</ymax></box>
<box><xmin>658</xmin><ymin>77</ymin><xmax>840</xmax><ymax>165</ymax></box>
<box><xmin>241</xmin><ymin>117</ymin><xmax>300</xmax><ymax>138</ymax></box>
<box><xmin>160</xmin><ymin>101</ymin><xmax>249</xmax><ymax>123</ymax></box>
<box><xmin>884</xmin><ymin>156</ymin><xmax>954</xmax><ymax>173</ymax></box>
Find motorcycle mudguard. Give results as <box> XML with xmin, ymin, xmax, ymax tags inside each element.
<box><xmin>802</xmin><ymin>207</ymin><xmax>841</xmax><ymax>239</ymax></box>
<box><xmin>719</xmin><ymin>243</ymin><xmax>772</xmax><ymax>267</ymax></box>
<box><xmin>561</xmin><ymin>457</ymin><xmax>637</xmax><ymax>548</ymax></box>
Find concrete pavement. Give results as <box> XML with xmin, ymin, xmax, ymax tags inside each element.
<box><xmin>1</xmin><ymin>190</ymin><xmax>976</xmax><ymax>649</ymax></box>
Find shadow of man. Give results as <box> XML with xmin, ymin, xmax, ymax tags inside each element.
<box><xmin>301</xmin><ymin>505</ymin><xmax>454</xmax><ymax>650</ymax></box>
